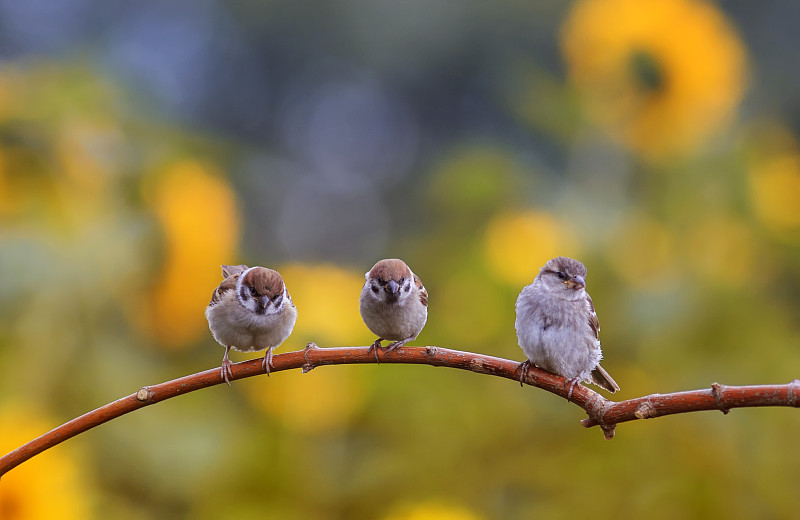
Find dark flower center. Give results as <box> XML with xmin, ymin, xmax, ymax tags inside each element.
<box><xmin>629</xmin><ymin>49</ymin><xmax>666</xmax><ymax>93</ymax></box>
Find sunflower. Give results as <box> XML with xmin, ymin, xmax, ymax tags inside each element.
<box><xmin>141</xmin><ymin>160</ymin><xmax>241</xmax><ymax>347</ymax></box>
<box><xmin>561</xmin><ymin>0</ymin><xmax>747</xmax><ymax>158</ymax></box>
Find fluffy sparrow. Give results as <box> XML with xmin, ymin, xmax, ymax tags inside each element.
<box><xmin>360</xmin><ymin>258</ymin><xmax>428</xmax><ymax>361</ymax></box>
<box><xmin>206</xmin><ymin>265</ymin><xmax>297</xmax><ymax>385</ymax></box>
<box><xmin>515</xmin><ymin>256</ymin><xmax>619</xmax><ymax>398</ymax></box>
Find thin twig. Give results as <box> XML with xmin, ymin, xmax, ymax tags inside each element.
<box><xmin>1</xmin><ymin>345</ymin><xmax>798</xmax><ymax>476</ymax></box>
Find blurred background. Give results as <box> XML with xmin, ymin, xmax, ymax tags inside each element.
<box><xmin>1</xmin><ymin>0</ymin><xmax>799</xmax><ymax>518</ymax></box>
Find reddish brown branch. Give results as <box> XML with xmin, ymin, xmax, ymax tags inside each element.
<box><xmin>1</xmin><ymin>344</ymin><xmax>798</xmax><ymax>476</ymax></box>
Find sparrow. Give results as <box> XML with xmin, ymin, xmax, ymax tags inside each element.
<box><xmin>205</xmin><ymin>265</ymin><xmax>297</xmax><ymax>385</ymax></box>
<box><xmin>514</xmin><ymin>256</ymin><xmax>619</xmax><ymax>398</ymax></box>
<box><xmin>360</xmin><ymin>258</ymin><xmax>428</xmax><ymax>361</ymax></box>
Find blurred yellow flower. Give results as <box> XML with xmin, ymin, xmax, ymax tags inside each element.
<box><xmin>604</xmin><ymin>214</ymin><xmax>676</xmax><ymax>288</ymax></box>
<box><xmin>483</xmin><ymin>210</ymin><xmax>578</xmax><ymax>287</ymax></box>
<box><xmin>0</xmin><ymin>406</ymin><xmax>92</xmax><ymax>519</ymax></box>
<box><xmin>244</xmin><ymin>264</ymin><xmax>370</xmax><ymax>431</ymax></box>
<box><xmin>561</xmin><ymin>0</ymin><xmax>747</xmax><ymax>157</ymax></box>
<box><xmin>246</xmin><ymin>365</ymin><xmax>366</xmax><ymax>433</ymax></box>
<box><xmin>685</xmin><ymin>216</ymin><xmax>757</xmax><ymax>286</ymax></box>
<box><xmin>749</xmin><ymin>152</ymin><xmax>800</xmax><ymax>238</ymax></box>
<box><xmin>142</xmin><ymin>160</ymin><xmax>240</xmax><ymax>347</ymax></box>
<box><xmin>279</xmin><ymin>263</ymin><xmax>374</xmax><ymax>345</ymax></box>
<box><xmin>384</xmin><ymin>500</ymin><xmax>483</xmax><ymax>520</ymax></box>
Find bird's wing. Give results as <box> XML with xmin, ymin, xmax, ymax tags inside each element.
<box><xmin>414</xmin><ymin>274</ymin><xmax>428</xmax><ymax>307</ymax></box>
<box><xmin>586</xmin><ymin>293</ymin><xmax>600</xmax><ymax>341</ymax></box>
<box><xmin>209</xmin><ymin>274</ymin><xmax>239</xmax><ymax>306</ymax></box>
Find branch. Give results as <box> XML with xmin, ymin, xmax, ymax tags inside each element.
<box><xmin>1</xmin><ymin>344</ymin><xmax>798</xmax><ymax>476</ymax></box>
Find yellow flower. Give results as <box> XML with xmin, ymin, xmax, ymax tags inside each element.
<box><xmin>483</xmin><ymin>210</ymin><xmax>579</xmax><ymax>287</ymax></box>
<box><xmin>561</xmin><ymin>0</ymin><xmax>747</xmax><ymax>157</ymax></box>
<box><xmin>244</xmin><ymin>264</ymin><xmax>370</xmax><ymax>432</ymax></box>
<box><xmin>749</xmin><ymin>151</ymin><xmax>800</xmax><ymax>239</ymax></box>
<box><xmin>0</xmin><ymin>406</ymin><xmax>92</xmax><ymax>519</ymax></box>
<box><xmin>246</xmin><ymin>366</ymin><xmax>366</xmax><ymax>433</ymax></box>
<box><xmin>383</xmin><ymin>501</ymin><xmax>483</xmax><ymax>520</ymax></box>
<box><xmin>142</xmin><ymin>160</ymin><xmax>240</xmax><ymax>347</ymax></box>
<box><xmin>279</xmin><ymin>263</ymin><xmax>374</xmax><ymax>346</ymax></box>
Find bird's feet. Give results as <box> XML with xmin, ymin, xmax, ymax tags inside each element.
<box><xmin>221</xmin><ymin>347</ymin><xmax>233</xmax><ymax>386</ymax></box>
<box><xmin>366</xmin><ymin>338</ymin><xmax>383</xmax><ymax>363</ymax></box>
<box><xmin>517</xmin><ymin>360</ymin><xmax>531</xmax><ymax>387</ymax></box>
<box><xmin>564</xmin><ymin>377</ymin><xmax>582</xmax><ymax>400</ymax></box>
<box><xmin>261</xmin><ymin>347</ymin><xmax>275</xmax><ymax>377</ymax></box>
<box><xmin>384</xmin><ymin>338</ymin><xmax>409</xmax><ymax>355</ymax></box>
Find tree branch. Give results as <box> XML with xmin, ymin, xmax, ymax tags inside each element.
<box><xmin>1</xmin><ymin>344</ymin><xmax>798</xmax><ymax>476</ymax></box>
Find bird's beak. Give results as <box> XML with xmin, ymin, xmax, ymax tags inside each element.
<box><xmin>564</xmin><ymin>276</ymin><xmax>585</xmax><ymax>290</ymax></box>
<box><xmin>386</xmin><ymin>280</ymin><xmax>399</xmax><ymax>294</ymax></box>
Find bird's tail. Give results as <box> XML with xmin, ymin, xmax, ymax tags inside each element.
<box><xmin>591</xmin><ymin>365</ymin><xmax>620</xmax><ymax>393</ymax></box>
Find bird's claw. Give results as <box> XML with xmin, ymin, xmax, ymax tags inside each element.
<box><xmin>517</xmin><ymin>360</ymin><xmax>531</xmax><ymax>387</ymax></box>
<box><xmin>221</xmin><ymin>359</ymin><xmax>233</xmax><ymax>387</ymax></box>
<box><xmin>384</xmin><ymin>339</ymin><xmax>408</xmax><ymax>355</ymax></box>
<box><xmin>366</xmin><ymin>338</ymin><xmax>383</xmax><ymax>363</ymax></box>
<box><xmin>221</xmin><ymin>346</ymin><xmax>233</xmax><ymax>386</ymax></box>
<box><xmin>565</xmin><ymin>377</ymin><xmax>581</xmax><ymax>400</ymax></box>
<box><xmin>262</xmin><ymin>347</ymin><xmax>274</xmax><ymax>377</ymax></box>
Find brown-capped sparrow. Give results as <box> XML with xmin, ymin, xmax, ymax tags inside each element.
<box><xmin>360</xmin><ymin>258</ymin><xmax>428</xmax><ymax>361</ymax></box>
<box><xmin>515</xmin><ymin>256</ymin><xmax>619</xmax><ymax>398</ymax></box>
<box><xmin>206</xmin><ymin>265</ymin><xmax>297</xmax><ymax>385</ymax></box>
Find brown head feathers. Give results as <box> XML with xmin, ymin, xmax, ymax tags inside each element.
<box><xmin>367</xmin><ymin>258</ymin><xmax>413</xmax><ymax>282</ymax></box>
<box><xmin>241</xmin><ymin>267</ymin><xmax>285</xmax><ymax>298</ymax></box>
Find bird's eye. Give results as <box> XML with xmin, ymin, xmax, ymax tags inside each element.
<box><xmin>250</xmin><ymin>286</ymin><xmax>258</xmax><ymax>296</ymax></box>
<box><xmin>556</xmin><ymin>272</ymin><xmax>566</xmax><ymax>279</ymax></box>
